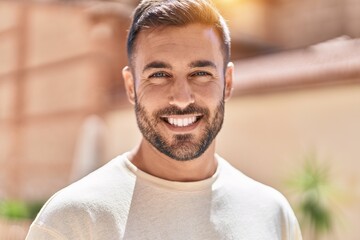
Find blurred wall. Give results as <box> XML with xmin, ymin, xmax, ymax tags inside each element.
<box><xmin>0</xmin><ymin>1</ymin><xmax>130</xmax><ymax>200</ymax></box>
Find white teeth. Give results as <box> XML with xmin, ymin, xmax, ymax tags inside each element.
<box><xmin>167</xmin><ymin>116</ymin><xmax>197</xmax><ymax>127</ymax></box>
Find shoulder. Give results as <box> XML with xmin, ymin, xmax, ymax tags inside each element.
<box><xmin>33</xmin><ymin>154</ymin><xmax>135</xmax><ymax>225</ymax></box>
<box><xmin>27</xmin><ymin>154</ymin><xmax>135</xmax><ymax>239</ymax></box>
<box><xmin>52</xmin><ymin>154</ymin><xmax>133</xmax><ymax>199</ymax></box>
<box><xmin>218</xmin><ymin>156</ymin><xmax>287</xmax><ymax>198</ymax></box>
<box><xmin>217</xmin><ymin>156</ymin><xmax>302</xmax><ymax>239</ymax></box>
<box><xmin>217</xmin><ymin>156</ymin><xmax>299</xmax><ymax>220</ymax></box>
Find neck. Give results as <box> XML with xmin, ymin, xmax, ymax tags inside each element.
<box><xmin>128</xmin><ymin>138</ymin><xmax>218</xmax><ymax>182</ymax></box>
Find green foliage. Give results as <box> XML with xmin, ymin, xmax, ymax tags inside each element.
<box><xmin>287</xmin><ymin>152</ymin><xmax>335</xmax><ymax>239</ymax></box>
<box><xmin>26</xmin><ymin>202</ymin><xmax>44</xmax><ymax>220</ymax></box>
<box><xmin>0</xmin><ymin>200</ymin><xmax>44</xmax><ymax>220</ymax></box>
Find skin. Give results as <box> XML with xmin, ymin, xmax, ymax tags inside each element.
<box><xmin>122</xmin><ymin>23</ymin><xmax>233</xmax><ymax>182</ymax></box>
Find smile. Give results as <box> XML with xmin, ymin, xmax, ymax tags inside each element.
<box><xmin>161</xmin><ymin>115</ymin><xmax>202</xmax><ymax>127</ymax></box>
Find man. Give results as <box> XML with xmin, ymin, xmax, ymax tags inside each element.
<box><xmin>27</xmin><ymin>0</ymin><xmax>302</xmax><ymax>239</ymax></box>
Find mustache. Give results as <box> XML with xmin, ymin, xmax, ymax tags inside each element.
<box><xmin>154</xmin><ymin>104</ymin><xmax>209</xmax><ymax>117</ymax></box>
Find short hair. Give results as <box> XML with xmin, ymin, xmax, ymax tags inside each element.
<box><xmin>126</xmin><ymin>0</ymin><xmax>231</xmax><ymax>66</ymax></box>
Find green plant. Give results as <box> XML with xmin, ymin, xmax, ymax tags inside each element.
<box><xmin>0</xmin><ymin>200</ymin><xmax>44</xmax><ymax>220</ymax></box>
<box><xmin>287</xmin><ymin>152</ymin><xmax>336</xmax><ymax>240</ymax></box>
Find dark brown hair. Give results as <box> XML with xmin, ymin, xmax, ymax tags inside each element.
<box><xmin>127</xmin><ymin>0</ymin><xmax>231</xmax><ymax>66</ymax></box>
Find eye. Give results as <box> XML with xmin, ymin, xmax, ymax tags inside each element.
<box><xmin>149</xmin><ymin>72</ymin><xmax>170</xmax><ymax>78</ymax></box>
<box><xmin>191</xmin><ymin>71</ymin><xmax>212</xmax><ymax>77</ymax></box>
<box><xmin>147</xmin><ymin>71</ymin><xmax>172</xmax><ymax>85</ymax></box>
<box><xmin>189</xmin><ymin>71</ymin><xmax>214</xmax><ymax>84</ymax></box>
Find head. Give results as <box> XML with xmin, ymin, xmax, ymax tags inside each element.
<box><xmin>123</xmin><ymin>0</ymin><xmax>233</xmax><ymax>161</ymax></box>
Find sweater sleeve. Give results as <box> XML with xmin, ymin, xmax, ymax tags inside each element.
<box><xmin>24</xmin><ymin>193</ymin><xmax>95</xmax><ymax>240</ymax></box>
<box><xmin>283</xmin><ymin>200</ymin><xmax>303</xmax><ymax>240</ymax></box>
<box><xmin>26</xmin><ymin>223</ymin><xmax>67</xmax><ymax>240</ymax></box>
<box><xmin>293</xmin><ymin>219</ymin><xmax>303</xmax><ymax>240</ymax></box>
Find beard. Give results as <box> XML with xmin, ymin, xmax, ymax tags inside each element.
<box><xmin>134</xmin><ymin>98</ymin><xmax>225</xmax><ymax>161</ymax></box>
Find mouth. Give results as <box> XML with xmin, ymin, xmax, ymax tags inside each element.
<box><xmin>161</xmin><ymin>115</ymin><xmax>203</xmax><ymax>128</ymax></box>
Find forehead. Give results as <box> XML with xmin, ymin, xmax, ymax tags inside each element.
<box><xmin>132</xmin><ymin>23</ymin><xmax>224</xmax><ymax>70</ymax></box>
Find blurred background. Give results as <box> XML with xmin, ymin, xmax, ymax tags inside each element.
<box><xmin>0</xmin><ymin>0</ymin><xmax>359</xmax><ymax>239</ymax></box>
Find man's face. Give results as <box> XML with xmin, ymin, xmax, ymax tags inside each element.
<box><xmin>124</xmin><ymin>23</ymin><xmax>233</xmax><ymax>161</ymax></box>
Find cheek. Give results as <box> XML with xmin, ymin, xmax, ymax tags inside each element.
<box><xmin>193</xmin><ymin>81</ymin><xmax>224</xmax><ymax>100</ymax></box>
<box><xmin>136</xmin><ymin>83</ymin><xmax>168</xmax><ymax>102</ymax></box>
<box><xmin>194</xmin><ymin>85</ymin><xmax>224</xmax><ymax>119</ymax></box>
<box><xmin>136</xmin><ymin>85</ymin><xmax>171</xmax><ymax>114</ymax></box>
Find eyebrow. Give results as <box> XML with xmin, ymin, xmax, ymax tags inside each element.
<box><xmin>189</xmin><ymin>60</ymin><xmax>217</xmax><ymax>69</ymax></box>
<box><xmin>142</xmin><ymin>59</ymin><xmax>217</xmax><ymax>73</ymax></box>
<box><xmin>142</xmin><ymin>61</ymin><xmax>172</xmax><ymax>73</ymax></box>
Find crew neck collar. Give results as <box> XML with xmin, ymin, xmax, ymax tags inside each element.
<box><xmin>122</xmin><ymin>153</ymin><xmax>222</xmax><ymax>192</ymax></box>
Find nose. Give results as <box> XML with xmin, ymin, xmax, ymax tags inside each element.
<box><xmin>169</xmin><ymin>79</ymin><xmax>195</xmax><ymax>109</ymax></box>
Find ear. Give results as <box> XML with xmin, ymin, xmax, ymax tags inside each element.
<box><xmin>122</xmin><ymin>66</ymin><xmax>136</xmax><ymax>105</ymax></box>
<box><xmin>224</xmin><ymin>62</ymin><xmax>234</xmax><ymax>101</ymax></box>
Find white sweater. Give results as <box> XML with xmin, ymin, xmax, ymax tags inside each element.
<box><xmin>26</xmin><ymin>153</ymin><xmax>302</xmax><ymax>240</ymax></box>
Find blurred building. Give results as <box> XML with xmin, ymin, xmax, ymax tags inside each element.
<box><xmin>0</xmin><ymin>0</ymin><xmax>132</xmax><ymax>200</ymax></box>
<box><xmin>0</xmin><ymin>0</ymin><xmax>360</xmax><ymax>239</ymax></box>
<box><xmin>216</xmin><ymin>0</ymin><xmax>360</xmax><ymax>58</ymax></box>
